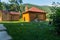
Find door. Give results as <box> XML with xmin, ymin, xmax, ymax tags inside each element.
<box><xmin>24</xmin><ymin>17</ymin><xmax>25</xmax><ymax>21</ymax></box>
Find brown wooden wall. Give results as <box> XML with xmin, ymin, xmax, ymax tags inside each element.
<box><xmin>29</xmin><ymin>13</ymin><xmax>36</xmax><ymax>21</ymax></box>
<box><xmin>2</xmin><ymin>13</ymin><xmax>10</xmax><ymax>21</ymax></box>
<box><xmin>10</xmin><ymin>15</ymin><xmax>20</xmax><ymax>21</ymax></box>
<box><xmin>2</xmin><ymin>13</ymin><xmax>20</xmax><ymax>21</ymax></box>
<box><xmin>38</xmin><ymin>13</ymin><xmax>46</xmax><ymax>20</ymax></box>
<box><xmin>29</xmin><ymin>12</ymin><xmax>46</xmax><ymax>21</ymax></box>
<box><xmin>0</xmin><ymin>11</ymin><xmax>20</xmax><ymax>21</ymax></box>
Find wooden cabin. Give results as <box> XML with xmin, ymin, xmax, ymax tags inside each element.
<box><xmin>0</xmin><ymin>10</ymin><xmax>20</xmax><ymax>21</ymax></box>
<box><xmin>22</xmin><ymin>6</ymin><xmax>46</xmax><ymax>22</ymax></box>
<box><xmin>9</xmin><ymin>12</ymin><xmax>20</xmax><ymax>21</ymax></box>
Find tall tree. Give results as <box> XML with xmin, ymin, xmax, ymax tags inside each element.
<box><xmin>0</xmin><ymin>2</ymin><xmax>2</xmax><ymax>10</ymax></box>
<box><xmin>50</xmin><ymin>2</ymin><xmax>60</xmax><ymax>35</ymax></box>
<box><xmin>9</xmin><ymin>0</ymin><xmax>23</xmax><ymax>4</ymax></box>
<box><xmin>0</xmin><ymin>2</ymin><xmax>7</xmax><ymax>10</ymax></box>
<box><xmin>9</xmin><ymin>0</ymin><xmax>23</xmax><ymax>11</ymax></box>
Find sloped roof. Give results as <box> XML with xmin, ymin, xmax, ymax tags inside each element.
<box><xmin>0</xmin><ymin>10</ymin><xmax>9</xmax><ymax>13</ymax></box>
<box><xmin>23</xmin><ymin>7</ymin><xmax>45</xmax><ymax>13</ymax></box>
<box><xmin>0</xmin><ymin>10</ymin><xmax>2</xmax><ymax>12</ymax></box>
<box><xmin>10</xmin><ymin>11</ymin><xmax>20</xmax><ymax>15</ymax></box>
<box><xmin>0</xmin><ymin>10</ymin><xmax>20</xmax><ymax>15</ymax></box>
<box><xmin>28</xmin><ymin>7</ymin><xmax>45</xmax><ymax>12</ymax></box>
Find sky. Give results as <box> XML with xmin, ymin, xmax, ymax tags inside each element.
<box><xmin>1</xmin><ymin>0</ymin><xmax>60</xmax><ymax>5</ymax></box>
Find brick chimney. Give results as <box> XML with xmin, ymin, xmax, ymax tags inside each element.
<box><xmin>25</xmin><ymin>5</ymin><xmax>28</xmax><ymax>11</ymax></box>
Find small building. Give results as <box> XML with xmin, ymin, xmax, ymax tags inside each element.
<box><xmin>9</xmin><ymin>12</ymin><xmax>20</xmax><ymax>21</ymax></box>
<box><xmin>22</xmin><ymin>6</ymin><xmax>46</xmax><ymax>22</ymax></box>
<box><xmin>0</xmin><ymin>10</ymin><xmax>20</xmax><ymax>21</ymax></box>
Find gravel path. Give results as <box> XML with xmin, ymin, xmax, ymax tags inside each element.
<box><xmin>0</xmin><ymin>24</ymin><xmax>12</xmax><ymax>40</ymax></box>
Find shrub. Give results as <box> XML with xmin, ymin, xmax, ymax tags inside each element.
<box><xmin>52</xmin><ymin>7</ymin><xmax>60</xmax><ymax>35</ymax></box>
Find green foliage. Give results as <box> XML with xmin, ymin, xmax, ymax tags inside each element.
<box><xmin>0</xmin><ymin>0</ymin><xmax>23</xmax><ymax>12</ymax></box>
<box><xmin>51</xmin><ymin>7</ymin><xmax>60</xmax><ymax>35</ymax></box>
<box><xmin>9</xmin><ymin>0</ymin><xmax>23</xmax><ymax>4</ymax></box>
<box><xmin>4</xmin><ymin>22</ymin><xmax>60</xmax><ymax>40</ymax></box>
<box><xmin>8</xmin><ymin>4</ymin><xmax>19</xmax><ymax>11</ymax></box>
<box><xmin>0</xmin><ymin>2</ymin><xmax>2</xmax><ymax>10</ymax></box>
<box><xmin>53</xmin><ymin>7</ymin><xmax>60</xmax><ymax>25</ymax></box>
<box><xmin>0</xmin><ymin>2</ymin><xmax>10</xmax><ymax>10</ymax></box>
<box><xmin>0</xmin><ymin>2</ymin><xmax>7</xmax><ymax>10</ymax></box>
<box><xmin>9</xmin><ymin>0</ymin><xmax>23</xmax><ymax>12</ymax></box>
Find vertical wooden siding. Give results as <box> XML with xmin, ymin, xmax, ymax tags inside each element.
<box><xmin>2</xmin><ymin>13</ymin><xmax>10</xmax><ymax>21</ymax></box>
<box><xmin>10</xmin><ymin>15</ymin><xmax>20</xmax><ymax>21</ymax></box>
<box><xmin>29</xmin><ymin>13</ymin><xmax>37</xmax><ymax>21</ymax></box>
<box><xmin>29</xmin><ymin>12</ymin><xmax>46</xmax><ymax>21</ymax></box>
<box><xmin>38</xmin><ymin>13</ymin><xmax>46</xmax><ymax>20</ymax></box>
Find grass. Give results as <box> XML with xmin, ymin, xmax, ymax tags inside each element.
<box><xmin>0</xmin><ymin>21</ymin><xmax>20</xmax><ymax>23</ymax></box>
<box><xmin>0</xmin><ymin>18</ymin><xmax>24</xmax><ymax>23</ymax></box>
<box><xmin>3</xmin><ymin>22</ymin><xmax>60</xmax><ymax>40</ymax></box>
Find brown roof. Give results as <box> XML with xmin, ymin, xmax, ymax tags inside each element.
<box><xmin>0</xmin><ymin>10</ymin><xmax>2</xmax><ymax>12</ymax></box>
<box><xmin>0</xmin><ymin>10</ymin><xmax>9</xmax><ymax>13</ymax></box>
<box><xmin>0</xmin><ymin>10</ymin><xmax>4</xmax><ymax>12</ymax></box>
<box><xmin>0</xmin><ymin>10</ymin><xmax>20</xmax><ymax>15</ymax></box>
<box><xmin>23</xmin><ymin>7</ymin><xmax>46</xmax><ymax>13</ymax></box>
<box><xmin>29</xmin><ymin>7</ymin><xmax>45</xmax><ymax>12</ymax></box>
<box><xmin>9</xmin><ymin>11</ymin><xmax>20</xmax><ymax>15</ymax></box>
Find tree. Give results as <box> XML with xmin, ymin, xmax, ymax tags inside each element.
<box><xmin>53</xmin><ymin>7</ymin><xmax>60</xmax><ymax>35</ymax></box>
<box><xmin>9</xmin><ymin>0</ymin><xmax>23</xmax><ymax>4</ymax></box>
<box><xmin>0</xmin><ymin>2</ymin><xmax>7</xmax><ymax>10</ymax></box>
<box><xmin>9</xmin><ymin>0</ymin><xmax>23</xmax><ymax>12</ymax></box>
<box><xmin>50</xmin><ymin>2</ymin><xmax>60</xmax><ymax>35</ymax></box>
<box><xmin>0</xmin><ymin>2</ymin><xmax>2</xmax><ymax>10</ymax></box>
<box><xmin>2</xmin><ymin>2</ymin><xmax>9</xmax><ymax>10</ymax></box>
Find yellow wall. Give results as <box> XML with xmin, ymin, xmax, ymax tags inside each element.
<box><xmin>22</xmin><ymin>13</ymin><xmax>30</xmax><ymax>22</ymax></box>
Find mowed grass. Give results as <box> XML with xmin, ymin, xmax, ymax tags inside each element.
<box><xmin>3</xmin><ymin>22</ymin><xmax>60</xmax><ymax>40</ymax></box>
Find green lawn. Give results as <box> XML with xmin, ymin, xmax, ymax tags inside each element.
<box><xmin>3</xmin><ymin>22</ymin><xmax>60</xmax><ymax>40</ymax></box>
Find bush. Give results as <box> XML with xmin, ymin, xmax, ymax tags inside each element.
<box><xmin>53</xmin><ymin>7</ymin><xmax>60</xmax><ymax>35</ymax></box>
